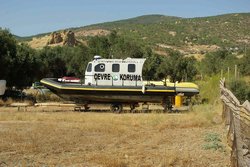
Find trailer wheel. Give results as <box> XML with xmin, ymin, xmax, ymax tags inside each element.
<box><xmin>162</xmin><ymin>97</ymin><xmax>173</xmax><ymax>113</ymax></box>
<box><xmin>130</xmin><ymin>104</ymin><xmax>136</xmax><ymax>113</ymax></box>
<box><xmin>163</xmin><ymin>103</ymin><xmax>173</xmax><ymax>113</ymax></box>
<box><xmin>110</xmin><ymin>103</ymin><xmax>123</xmax><ymax>113</ymax></box>
<box><xmin>83</xmin><ymin>104</ymin><xmax>90</xmax><ymax>112</ymax></box>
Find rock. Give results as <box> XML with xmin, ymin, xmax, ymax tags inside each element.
<box><xmin>47</xmin><ymin>30</ymin><xmax>79</xmax><ymax>46</ymax></box>
<box><xmin>48</xmin><ymin>32</ymin><xmax>63</xmax><ymax>44</ymax></box>
<box><xmin>63</xmin><ymin>30</ymin><xmax>78</xmax><ymax>46</ymax></box>
<box><xmin>169</xmin><ymin>31</ymin><xmax>176</xmax><ymax>37</ymax></box>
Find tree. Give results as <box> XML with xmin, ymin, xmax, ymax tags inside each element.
<box><xmin>63</xmin><ymin>45</ymin><xmax>92</xmax><ymax>77</ymax></box>
<box><xmin>38</xmin><ymin>46</ymin><xmax>67</xmax><ymax>78</ymax></box>
<box><xmin>143</xmin><ymin>50</ymin><xmax>163</xmax><ymax>80</ymax></box>
<box><xmin>88</xmin><ymin>36</ymin><xmax>111</xmax><ymax>58</ymax></box>
<box><xmin>239</xmin><ymin>48</ymin><xmax>250</xmax><ymax>75</ymax></box>
<box><xmin>110</xmin><ymin>36</ymin><xmax>144</xmax><ymax>59</ymax></box>
<box><xmin>201</xmin><ymin>52</ymin><xmax>222</xmax><ymax>75</ymax></box>
<box><xmin>0</xmin><ymin>28</ymin><xmax>17</xmax><ymax>84</ymax></box>
<box><xmin>156</xmin><ymin>50</ymin><xmax>197</xmax><ymax>82</ymax></box>
<box><xmin>10</xmin><ymin>43</ymin><xmax>40</xmax><ymax>87</ymax></box>
<box><xmin>200</xmin><ymin>50</ymin><xmax>238</xmax><ymax>76</ymax></box>
<box><xmin>0</xmin><ymin>29</ymin><xmax>43</xmax><ymax>88</ymax></box>
<box><xmin>88</xmin><ymin>32</ymin><xmax>145</xmax><ymax>59</ymax></box>
<box><xmin>228</xmin><ymin>79</ymin><xmax>250</xmax><ymax>103</ymax></box>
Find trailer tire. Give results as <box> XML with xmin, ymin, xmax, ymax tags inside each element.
<box><xmin>110</xmin><ymin>103</ymin><xmax>123</xmax><ymax>113</ymax></box>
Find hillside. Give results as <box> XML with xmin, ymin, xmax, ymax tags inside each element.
<box><xmin>83</xmin><ymin>13</ymin><xmax>250</xmax><ymax>46</ymax></box>
<box><xmin>24</xmin><ymin>13</ymin><xmax>250</xmax><ymax>55</ymax></box>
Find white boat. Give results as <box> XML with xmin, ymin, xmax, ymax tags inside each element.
<box><xmin>41</xmin><ymin>56</ymin><xmax>199</xmax><ymax>112</ymax></box>
<box><xmin>0</xmin><ymin>80</ymin><xmax>6</xmax><ymax>96</ymax></box>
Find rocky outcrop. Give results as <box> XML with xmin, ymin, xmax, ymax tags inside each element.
<box><xmin>63</xmin><ymin>30</ymin><xmax>78</xmax><ymax>46</ymax></box>
<box><xmin>47</xmin><ymin>30</ymin><xmax>79</xmax><ymax>46</ymax></box>
<box><xmin>48</xmin><ymin>32</ymin><xmax>63</xmax><ymax>44</ymax></box>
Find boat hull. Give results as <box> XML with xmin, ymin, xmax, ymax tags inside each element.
<box><xmin>41</xmin><ymin>78</ymin><xmax>180</xmax><ymax>104</ymax></box>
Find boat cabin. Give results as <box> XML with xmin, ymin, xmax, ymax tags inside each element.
<box><xmin>85</xmin><ymin>56</ymin><xmax>146</xmax><ymax>86</ymax></box>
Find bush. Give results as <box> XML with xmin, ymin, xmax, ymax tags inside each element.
<box><xmin>196</xmin><ymin>75</ymin><xmax>221</xmax><ymax>104</ymax></box>
<box><xmin>35</xmin><ymin>92</ymin><xmax>62</xmax><ymax>102</ymax></box>
<box><xmin>228</xmin><ymin>79</ymin><xmax>250</xmax><ymax>103</ymax></box>
<box><xmin>202</xmin><ymin>133</ymin><xmax>225</xmax><ymax>152</ymax></box>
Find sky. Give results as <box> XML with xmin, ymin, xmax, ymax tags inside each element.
<box><xmin>1</xmin><ymin>0</ymin><xmax>250</xmax><ymax>37</ymax></box>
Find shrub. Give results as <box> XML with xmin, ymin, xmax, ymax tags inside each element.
<box><xmin>228</xmin><ymin>79</ymin><xmax>250</xmax><ymax>103</ymax></box>
<box><xmin>202</xmin><ymin>133</ymin><xmax>225</xmax><ymax>152</ymax></box>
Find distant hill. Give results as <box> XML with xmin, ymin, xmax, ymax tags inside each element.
<box><xmin>83</xmin><ymin>13</ymin><xmax>250</xmax><ymax>46</ymax></box>
<box><xmin>22</xmin><ymin>13</ymin><xmax>250</xmax><ymax>55</ymax></box>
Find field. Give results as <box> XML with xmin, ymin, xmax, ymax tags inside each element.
<box><xmin>0</xmin><ymin>105</ymin><xmax>230</xmax><ymax>167</ymax></box>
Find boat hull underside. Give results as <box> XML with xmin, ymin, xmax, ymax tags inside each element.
<box><xmin>47</xmin><ymin>85</ymin><xmax>172</xmax><ymax>103</ymax></box>
<box><xmin>59</xmin><ymin>93</ymin><xmax>164</xmax><ymax>103</ymax></box>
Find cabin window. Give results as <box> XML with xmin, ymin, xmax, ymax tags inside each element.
<box><xmin>128</xmin><ymin>64</ymin><xmax>136</xmax><ymax>73</ymax></box>
<box><xmin>112</xmin><ymin>64</ymin><xmax>120</xmax><ymax>72</ymax></box>
<box><xmin>95</xmin><ymin>63</ymin><xmax>105</xmax><ymax>72</ymax></box>
<box><xmin>87</xmin><ymin>63</ymin><xmax>92</xmax><ymax>72</ymax></box>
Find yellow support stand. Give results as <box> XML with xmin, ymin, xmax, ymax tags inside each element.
<box><xmin>175</xmin><ymin>95</ymin><xmax>182</xmax><ymax>107</ymax></box>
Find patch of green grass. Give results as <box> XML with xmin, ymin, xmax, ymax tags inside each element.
<box><xmin>204</xmin><ymin>133</ymin><xmax>221</xmax><ymax>142</ymax></box>
<box><xmin>202</xmin><ymin>133</ymin><xmax>225</xmax><ymax>152</ymax></box>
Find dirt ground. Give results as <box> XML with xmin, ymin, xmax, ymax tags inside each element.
<box><xmin>0</xmin><ymin>105</ymin><xmax>230</xmax><ymax>167</ymax></box>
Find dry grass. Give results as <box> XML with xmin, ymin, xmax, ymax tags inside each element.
<box><xmin>27</xmin><ymin>36</ymin><xmax>51</xmax><ymax>49</ymax></box>
<box><xmin>0</xmin><ymin>104</ymin><xmax>230</xmax><ymax>166</ymax></box>
<box><xmin>0</xmin><ymin>98</ymin><xmax>14</xmax><ymax>106</ymax></box>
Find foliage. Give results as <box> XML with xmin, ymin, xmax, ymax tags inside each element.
<box><xmin>195</xmin><ymin>75</ymin><xmax>221</xmax><ymax>104</ymax></box>
<box><xmin>202</xmin><ymin>133</ymin><xmax>225</xmax><ymax>152</ymax></box>
<box><xmin>12</xmin><ymin>43</ymin><xmax>41</xmax><ymax>87</ymax></box>
<box><xmin>0</xmin><ymin>28</ymin><xmax>17</xmax><ymax>82</ymax></box>
<box><xmin>228</xmin><ymin>79</ymin><xmax>250</xmax><ymax>103</ymax></box>
<box><xmin>38</xmin><ymin>46</ymin><xmax>67</xmax><ymax>78</ymax></box>
<box><xmin>142</xmin><ymin>50</ymin><xmax>162</xmax><ymax>80</ymax></box>
<box><xmin>156</xmin><ymin>50</ymin><xmax>197</xmax><ymax>81</ymax></box>
<box><xmin>63</xmin><ymin>45</ymin><xmax>92</xmax><ymax>77</ymax></box>
<box><xmin>239</xmin><ymin>48</ymin><xmax>250</xmax><ymax>75</ymax></box>
<box><xmin>0</xmin><ymin>28</ymin><xmax>219</xmax><ymax>88</ymax></box>
<box><xmin>199</xmin><ymin>50</ymin><xmax>239</xmax><ymax>76</ymax></box>
<box><xmin>35</xmin><ymin>92</ymin><xmax>62</xmax><ymax>102</ymax></box>
<box><xmin>1</xmin><ymin>27</ymin><xmax>248</xmax><ymax>90</ymax></box>
<box><xmin>88</xmin><ymin>31</ymin><xmax>144</xmax><ymax>59</ymax></box>
<box><xmin>0</xmin><ymin>29</ymin><xmax>41</xmax><ymax>88</ymax></box>
<box><xmin>77</xmin><ymin>13</ymin><xmax>250</xmax><ymax>48</ymax></box>
<box><xmin>88</xmin><ymin>36</ymin><xmax>111</xmax><ymax>57</ymax></box>
<box><xmin>18</xmin><ymin>13</ymin><xmax>250</xmax><ymax>52</ymax></box>
<box><xmin>204</xmin><ymin>133</ymin><xmax>221</xmax><ymax>142</ymax></box>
